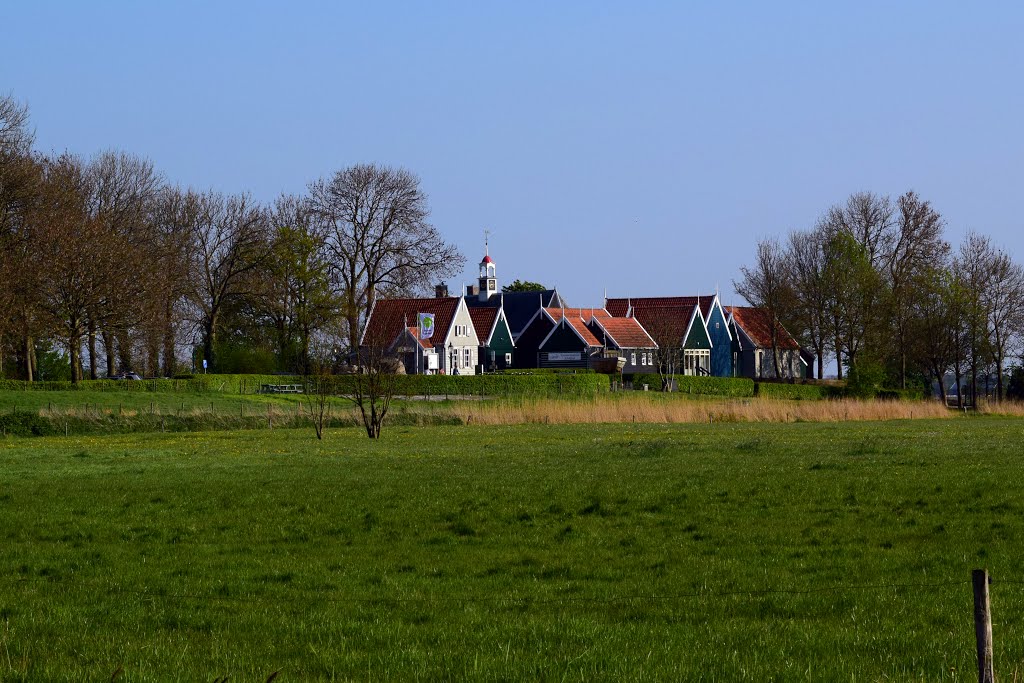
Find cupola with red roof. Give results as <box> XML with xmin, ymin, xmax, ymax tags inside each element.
<box><xmin>477</xmin><ymin>231</ymin><xmax>498</xmax><ymax>301</ymax></box>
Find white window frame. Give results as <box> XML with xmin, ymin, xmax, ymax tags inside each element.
<box><xmin>464</xmin><ymin>347</ymin><xmax>472</xmax><ymax>367</ymax></box>
<box><xmin>630</xmin><ymin>352</ymin><xmax>637</xmax><ymax>366</ymax></box>
<box><xmin>683</xmin><ymin>349</ymin><xmax>711</xmax><ymax>376</ymax></box>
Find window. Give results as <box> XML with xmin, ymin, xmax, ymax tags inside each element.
<box><xmin>683</xmin><ymin>349</ymin><xmax>711</xmax><ymax>376</ymax></box>
<box><xmin>505</xmin><ymin>353</ymin><xmax>512</xmax><ymax>364</ymax></box>
<box><xmin>630</xmin><ymin>352</ymin><xmax>637</xmax><ymax>365</ymax></box>
<box><xmin>464</xmin><ymin>347</ymin><xmax>472</xmax><ymax>367</ymax></box>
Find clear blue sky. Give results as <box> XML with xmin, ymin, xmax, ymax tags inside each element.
<box><xmin>3</xmin><ymin>1</ymin><xmax>1022</xmax><ymax>306</ymax></box>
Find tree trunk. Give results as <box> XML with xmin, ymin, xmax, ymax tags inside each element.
<box><xmin>103</xmin><ymin>330</ymin><xmax>116</xmax><ymax>377</ymax></box>
<box><xmin>161</xmin><ymin>297</ymin><xmax>176</xmax><ymax>377</ymax></box>
<box><xmin>87</xmin><ymin>318</ymin><xmax>99</xmax><ymax>380</ymax></box>
<box><xmin>203</xmin><ymin>309</ymin><xmax>218</xmax><ymax>372</ymax></box>
<box><xmin>996</xmin><ymin>351</ymin><xmax>1005</xmax><ymax>402</ymax></box>
<box><xmin>147</xmin><ymin>335</ymin><xmax>160</xmax><ymax>378</ymax></box>
<box><xmin>69</xmin><ymin>332</ymin><xmax>81</xmax><ymax>383</ymax></box>
<box><xmin>117</xmin><ymin>331</ymin><xmax>133</xmax><ymax>373</ymax></box>
<box><xmin>22</xmin><ymin>334</ymin><xmax>34</xmax><ymax>383</ymax></box>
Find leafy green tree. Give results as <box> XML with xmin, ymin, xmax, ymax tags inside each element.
<box><xmin>503</xmin><ymin>279</ymin><xmax>546</xmax><ymax>293</ymax></box>
<box><xmin>263</xmin><ymin>195</ymin><xmax>337</xmax><ymax>374</ymax></box>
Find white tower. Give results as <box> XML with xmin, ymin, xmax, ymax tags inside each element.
<box><xmin>478</xmin><ymin>232</ymin><xmax>497</xmax><ymax>301</ymax></box>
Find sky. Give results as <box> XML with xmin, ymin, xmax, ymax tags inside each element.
<box><xmin>3</xmin><ymin>1</ymin><xmax>1022</xmax><ymax>307</ymax></box>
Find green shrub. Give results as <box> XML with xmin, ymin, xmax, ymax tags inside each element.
<box><xmin>0</xmin><ymin>412</ymin><xmax>58</xmax><ymax>437</ymax></box>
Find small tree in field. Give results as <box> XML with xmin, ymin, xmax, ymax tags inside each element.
<box><xmin>349</xmin><ymin>341</ymin><xmax>398</xmax><ymax>439</ymax></box>
<box><xmin>303</xmin><ymin>350</ymin><xmax>334</xmax><ymax>440</ymax></box>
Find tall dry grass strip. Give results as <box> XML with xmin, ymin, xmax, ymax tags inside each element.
<box><xmin>977</xmin><ymin>400</ymin><xmax>1024</xmax><ymax>417</ymax></box>
<box><xmin>446</xmin><ymin>396</ymin><xmax>954</xmax><ymax>426</ymax></box>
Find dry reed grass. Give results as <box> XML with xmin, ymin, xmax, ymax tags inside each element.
<box><xmin>446</xmin><ymin>396</ymin><xmax>954</xmax><ymax>426</ymax></box>
<box><xmin>977</xmin><ymin>400</ymin><xmax>1024</xmax><ymax>417</ymax></box>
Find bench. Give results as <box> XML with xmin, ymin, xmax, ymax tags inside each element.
<box><xmin>260</xmin><ymin>384</ymin><xmax>305</xmax><ymax>394</ymax></box>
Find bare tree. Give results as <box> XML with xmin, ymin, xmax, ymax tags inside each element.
<box><xmin>785</xmin><ymin>227</ymin><xmax>830</xmax><ymax>378</ymax></box>
<box><xmin>957</xmin><ymin>233</ymin><xmax>996</xmax><ymax>404</ymax></box>
<box><xmin>32</xmin><ymin>154</ymin><xmax>132</xmax><ymax>382</ymax></box>
<box><xmin>185</xmin><ymin>192</ymin><xmax>271</xmax><ymax>370</ymax></box>
<box><xmin>303</xmin><ymin>344</ymin><xmax>336</xmax><ymax>441</ymax></box>
<box><xmin>84</xmin><ymin>151</ymin><xmax>163</xmax><ymax>377</ymax></box>
<box><xmin>735</xmin><ymin>237</ymin><xmax>794</xmax><ymax>378</ymax></box>
<box><xmin>349</xmin><ymin>340</ymin><xmax>398</xmax><ymax>438</ymax></box>
<box><xmin>307</xmin><ymin>164</ymin><xmax>464</xmax><ymax>351</ymax></box>
<box><xmin>980</xmin><ymin>247</ymin><xmax>1024</xmax><ymax>401</ymax></box>
<box><xmin>151</xmin><ymin>187</ymin><xmax>204</xmax><ymax>376</ymax></box>
<box><xmin>824</xmin><ymin>191</ymin><xmax>896</xmax><ymax>269</ymax></box>
<box><xmin>641</xmin><ymin>314</ymin><xmax>685</xmax><ymax>391</ymax></box>
<box><xmin>886</xmin><ymin>191</ymin><xmax>948</xmax><ymax>388</ymax></box>
<box><xmin>910</xmin><ymin>264</ymin><xmax>956</xmax><ymax>400</ymax></box>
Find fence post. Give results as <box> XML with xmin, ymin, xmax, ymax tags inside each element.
<box><xmin>973</xmin><ymin>568</ymin><xmax>995</xmax><ymax>683</ymax></box>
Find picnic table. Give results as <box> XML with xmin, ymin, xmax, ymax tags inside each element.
<box><xmin>260</xmin><ymin>384</ymin><xmax>304</xmax><ymax>394</ymax></box>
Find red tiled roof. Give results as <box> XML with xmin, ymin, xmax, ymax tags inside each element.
<box><xmin>543</xmin><ymin>308</ymin><xmax>608</xmax><ymax>346</ymax></box>
<box><xmin>725</xmin><ymin>306</ymin><xmax>799</xmax><ymax>350</ymax></box>
<box><xmin>363</xmin><ymin>297</ymin><xmax>460</xmax><ymax>349</ymax></box>
<box><xmin>468</xmin><ymin>307</ymin><xmax>499</xmax><ymax>342</ymax></box>
<box><xmin>607</xmin><ymin>296</ymin><xmax>716</xmax><ymax>321</ymax></box>
<box><xmin>395</xmin><ymin>327</ymin><xmax>432</xmax><ymax>350</ymax></box>
<box><xmin>604</xmin><ymin>298</ymin><xmax>701</xmax><ymax>344</ymax></box>
<box><xmin>593</xmin><ymin>317</ymin><xmax>657</xmax><ymax>349</ymax></box>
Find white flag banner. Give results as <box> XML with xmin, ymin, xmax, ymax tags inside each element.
<box><xmin>418</xmin><ymin>313</ymin><xmax>435</xmax><ymax>340</ymax></box>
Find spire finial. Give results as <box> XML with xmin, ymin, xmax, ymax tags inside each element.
<box><xmin>484</xmin><ymin>228</ymin><xmax>490</xmax><ymax>256</ymax></box>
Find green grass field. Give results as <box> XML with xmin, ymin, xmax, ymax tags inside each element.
<box><xmin>3</xmin><ymin>418</ymin><xmax>1024</xmax><ymax>681</ymax></box>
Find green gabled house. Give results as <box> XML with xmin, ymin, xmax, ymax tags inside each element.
<box><xmin>469</xmin><ymin>306</ymin><xmax>515</xmax><ymax>372</ymax></box>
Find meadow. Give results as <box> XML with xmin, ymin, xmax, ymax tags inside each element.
<box><xmin>3</xmin><ymin>417</ymin><xmax>1024</xmax><ymax>681</ymax></box>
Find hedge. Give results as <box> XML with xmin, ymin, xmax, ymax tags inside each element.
<box><xmin>0</xmin><ymin>375</ymin><xmax>302</xmax><ymax>394</ymax></box>
<box><xmin>674</xmin><ymin>376</ymin><xmax>755</xmax><ymax>397</ymax></box>
<box><xmin>0</xmin><ymin>373</ymin><xmax>611</xmax><ymax>398</ymax></box>
<box><xmin>330</xmin><ymin>373</ymin><xmax>610</xmax><ymax>398</ymax></box>
<box><xmin>624</xmin><ymin>375</ymin><xmax>755</xmax><ymax>398</ymax></box>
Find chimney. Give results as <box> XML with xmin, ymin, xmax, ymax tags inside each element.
<box><xmin>466</xmin><ymin>284</ymin><xmax>479</xmax><ymax>297</ymax></box>
<box><xmin>435</xmin><ymin>283</ymin><xmax>449</xmax><ymax>298</ymax></box>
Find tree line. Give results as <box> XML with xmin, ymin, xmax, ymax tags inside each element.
<box><xmin>735</xmin><ymin>191</ymin><xmax>1024</xmax><ymax>403</ymax></box>
<box><xmin>0</xmin><ymin>95</ymin><xmax>464</xmax><ymax>382</ymax></box>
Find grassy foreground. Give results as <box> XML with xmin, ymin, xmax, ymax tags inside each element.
<box><xmin>3</xmin><ymin>419</ymin><xmax>1024</xmax><ymax>680</ymax></box>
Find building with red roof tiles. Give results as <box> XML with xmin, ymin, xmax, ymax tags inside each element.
<box><xmin>724</xmin><ymin>306</ymin><xmax>804</xmax><ymax>379</ymax></box>
<box><xmin>588</xmin><ymin>316</ymin><xmax>659</xmax><ymax>374</ymax></box>
<box><xmin>362</xmin><ymin>295</ymin><xmax>480</xmax><ymax>375</ymax></box>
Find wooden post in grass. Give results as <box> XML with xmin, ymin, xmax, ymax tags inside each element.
<box><xmin>973</xmin><ymin>568</ymin><xmax>995</xmax><ymax>683</ymax></box>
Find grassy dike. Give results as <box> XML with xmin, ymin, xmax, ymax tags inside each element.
<box><xmin>3</xmin><ymin>419</ymin><xmax>1024</xmax><ymax>680</ymax></box>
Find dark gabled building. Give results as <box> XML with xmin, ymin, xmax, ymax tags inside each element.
<box><xmin>537</xmin><ymin>308</ymin><xmax>609</xmax><ymax>369</ymax></box>
<box><xmin>605</xmin><ymin>296</ymin><xmax>717</xmax><ymax>376</ymax></box>
<box><xmin>588</xmin><ymin>316</ymin><xmax>658</xmax><ymax>374</ymax></box>
<box><xmin>469</xmin><ymin>306</ymin><xmax>516</xmax><ymax>372</ymax></box>
<box><xmin>725</xmin><ymin>306</ymin><xmax>803</xmax><ymax>379</ymax></box>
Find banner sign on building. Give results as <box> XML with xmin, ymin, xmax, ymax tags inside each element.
<box><xmin>418</xmin><ymin>313</ymin><xmax>435</xmax><ymax>340</ymax></box>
